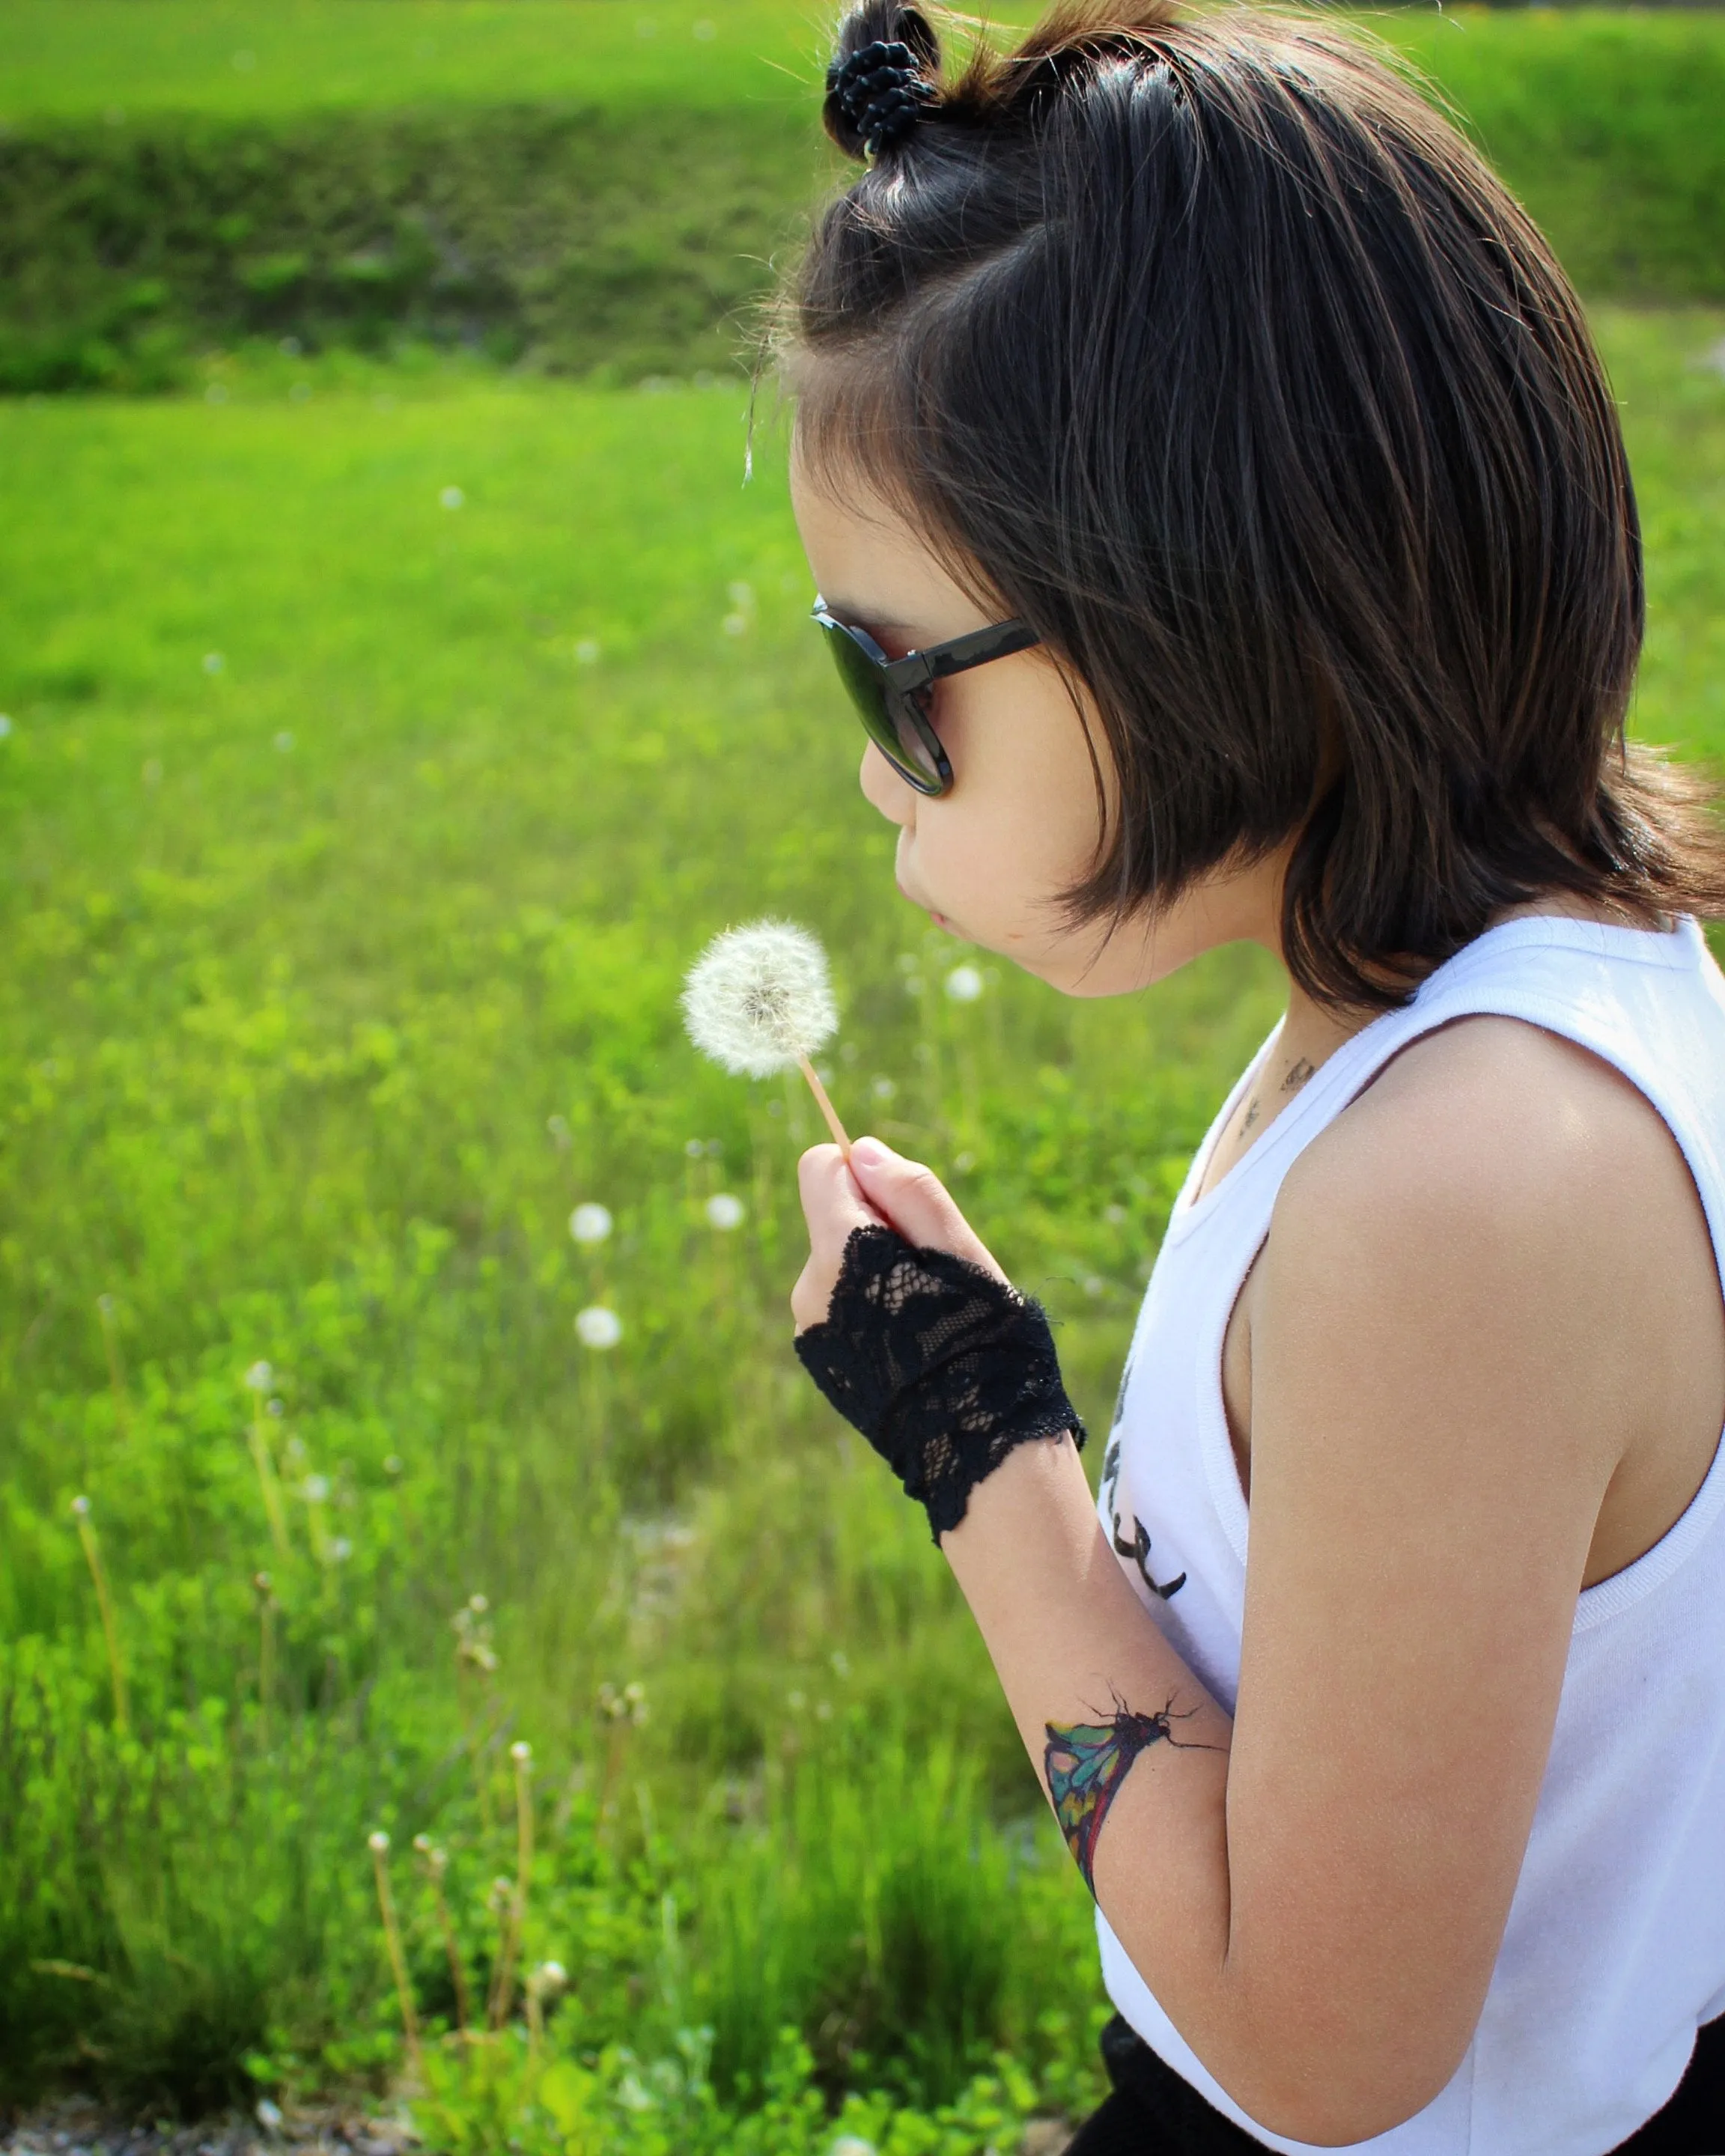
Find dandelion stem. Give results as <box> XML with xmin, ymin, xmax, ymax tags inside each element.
<box><xmin>254</xmin><ymin>1572</ymin><xmax>276</xmax><ymax>1729</ymax></box>
<box><xmin>489</xmin><ymin>1741</ymin><xmax>535</xmax><ymax>2028</ymax></box>
<box><xmin>72</xmin><ymin>1499</ymin><xmax>128</xmax><ymax>1735</ymax></box>
<box><xmin>796</xmin><ymin>1053</ymin><xmax>852</xmax><ymax>1162</ymax></box>
<box><xmin>247</xmin><ymin>1392</ymin><xmax>290</xmax><ymax>1559</ymax></box>
<box><xmin>368</xmin><ymin>1832</ymin><xmax>423</xmax><ymax>2079</ymax></box>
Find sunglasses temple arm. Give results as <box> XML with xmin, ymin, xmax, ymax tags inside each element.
<box><xmin>797</xmin><ymin>1054</ymin><xmax>853</xmax><ymax>1164</ymax></box>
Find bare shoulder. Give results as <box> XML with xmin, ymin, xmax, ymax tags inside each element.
<box><xmin>1285</xmin><ymin>1013</ymin><xmax>1698</xmax><ymax>1264</ymax></box>
<box><xmin>1267</xmin><ymin>1012</ymin><xmax>1722</xmax><ymax>1476</ymax></box>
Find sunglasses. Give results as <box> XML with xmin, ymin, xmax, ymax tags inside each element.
<box><xmin>812</xmin><ymin>597</ymin><xmax>1041</xmax><ymax>797</ymax></box>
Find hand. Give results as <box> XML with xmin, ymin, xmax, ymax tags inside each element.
<box><xmin>792</xmin><ymin>1135</ymin><xmax>1008</xmax><ymax>1333</ymax></box>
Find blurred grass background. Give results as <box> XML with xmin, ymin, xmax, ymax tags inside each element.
<box><xmin>0</xmin><ymin>2</ymin><xmax>1723</xmax><ymax>2149</ymax></box>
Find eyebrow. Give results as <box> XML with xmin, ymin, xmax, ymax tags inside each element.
<box><xmin>824</xmin><ymin>600</ymin><xmax>945</xmax><ymax>647</ymax></box>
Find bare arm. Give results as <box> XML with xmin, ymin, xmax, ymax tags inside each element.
<box><xmin>793</xmin><ymin>1029</ymin><xmax>1667</xmax><ymax>2142</ymax></box>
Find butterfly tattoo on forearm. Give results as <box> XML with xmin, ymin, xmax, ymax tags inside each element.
<box><xmin>1044</xmin><ymin>1690</ymin><xmax>1225</xmax><ymax>1898</ymax></box>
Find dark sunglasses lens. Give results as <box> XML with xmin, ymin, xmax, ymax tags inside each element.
<box><xmin>821</xmin><ymin>622</ymin><xmax>944</xmax><ymax>791</ymax></box>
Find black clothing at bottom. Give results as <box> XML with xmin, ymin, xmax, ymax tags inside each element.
<box><xmin>1065</xmin><ymin>2012</ymin><xmax>1725</xmax><ymax>2155</ymax></box>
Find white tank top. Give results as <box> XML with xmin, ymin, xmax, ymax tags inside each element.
<box><xmin>1095</xmin><ymin>914</ymin><xmax>1725</xmax><ymax>2154</ymax></box>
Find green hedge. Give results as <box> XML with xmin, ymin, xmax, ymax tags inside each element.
<box><xmin>0</xmin><ymin>106</ymin><xmax>830</xmax><ymax>392</ymax></box>
<box><xmin>1</xmin><ymin>10</ymin><xmax>1722</xmax><ymax>395</ymax></box>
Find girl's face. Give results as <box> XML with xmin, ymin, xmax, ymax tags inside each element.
<box><xmin>791</xmin><ymin>454</ymin><xmax>1280</xmax><ymax>998</ymax></box>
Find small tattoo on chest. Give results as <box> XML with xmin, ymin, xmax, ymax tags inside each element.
<box><xmin>1280</xmin><ymin>1056</ymin><xmax>1317</xmax><ymax>1093</ymax></box>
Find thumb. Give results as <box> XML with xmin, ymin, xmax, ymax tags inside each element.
<box><xmin>846</xmin><ymin>1136</ymin><xmax>1005</xmax><ymax>1279</ymax></box>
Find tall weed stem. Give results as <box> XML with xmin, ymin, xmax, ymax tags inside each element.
<box><xmin>71</xmin><ymin>1496</ymin><xmax>128</xmax><ymax>1734</ymax></box>
<box><xmin>368</xmin><ymin>1830</ymin><xmax>424</xmax><ymax>2078</ymax></box>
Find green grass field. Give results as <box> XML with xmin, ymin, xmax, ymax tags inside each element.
<box><xmin>0</xmin><ymin>302</ymin><xmax>1720</xmax><ymax>2141</ymax></box>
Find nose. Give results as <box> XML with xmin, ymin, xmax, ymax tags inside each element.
<box><xmin>860</xmin><ymin>740</ymin><xmax>916</xmax><ymax>827</ymax></box>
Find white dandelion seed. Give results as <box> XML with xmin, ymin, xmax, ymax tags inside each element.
<box><xmin>576</xmin><ymin>1306</ymin><xmax>622</xmax><ymax>1350</ymax></box>
<box><xmin>682</xmin><ymin>920</ymin><xmax>854</xmax><ymax>1157</ymax></box>
<box><xmin>681</xmin><ymin>920</ymin><xmax>836</xmax><ymax>1077</ymax></box>
<box><xmin>569</xmin><ymin>1202</ymin><xmax>612</xmax><ymax>1245</ymax></box>
<box><xmin>705</xmin><ymin>1193</ymin><xmax>745</xmax><ymax>1231</ymax></box>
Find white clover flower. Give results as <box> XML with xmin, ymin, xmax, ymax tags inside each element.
<box><xmin>705</xmin><ymin>1193</ymin><xmax>745</xmax><ymax>1231</ymax></box>
<box><xmin>944</xmin><ymin>963</ymin><xmax>984</xmax><ymax>1002</ymax></box>
<box><xmin>576</xmin><ymin>1306</ymin><xmax>622</xmax><ymax>1350</ymax></box>
<box><xmin>569</xmin><ymin>1202</ymin><xmax>613</xmax><ymax>1245</ymax></box>
<box><xmin>439</xmin><ymin>485</ymin><xmax>465</xmax><ymax>509</ymax></box>
<box><xmin>682</xmin><ymin>920</ymin><xmax>838</xmax><ymax>1079</ymax></box>
<box><xmin>243</xmin><ymin>1360</ymin><xmax>273</xmax><ymax>1392</ymax></box>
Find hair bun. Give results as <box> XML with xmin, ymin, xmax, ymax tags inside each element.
<box><xmin>824</xmin><ymin>4</ymin><xmax>940</xmax><ymax>162</ymax></box>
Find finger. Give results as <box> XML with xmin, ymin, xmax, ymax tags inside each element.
<box><xmin>796</xmin><ymin>1144</ymin><xmax>887</xmax><ymax>1246</ymax></box>
<box><xmin>845</xmin><ymin>1136</ymin><xmax>1004</xmax><ymax>1277</ymax></box>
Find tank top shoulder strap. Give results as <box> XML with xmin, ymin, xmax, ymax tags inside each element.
<box><xmin>1162</xmin><ymin>914</ymin><xmax>1723</xmax><ymax>1258</ymax></box>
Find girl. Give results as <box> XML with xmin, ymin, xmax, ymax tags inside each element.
<box><xmin>779</xmin><ymin>4</ymin><xmax>1725</xmax><ymax>2152</ymax></box>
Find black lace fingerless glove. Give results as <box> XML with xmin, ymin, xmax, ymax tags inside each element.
<box><xmin>794</xmin><ymin>1224</ymin><xmax>1086</xmax><ymax>1541</ymax></box>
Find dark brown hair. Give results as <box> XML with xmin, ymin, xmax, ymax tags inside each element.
<box><xmin>785</xmin><ymin>0</ymin><xmax>1725</xmax><ymax>1006</ymax></box>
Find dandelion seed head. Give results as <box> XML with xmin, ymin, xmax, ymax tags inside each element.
<box><xmin>328</xmin><ymin>1535</ymin><xmax>353</xmax><ymax>1562</ymax></box>
<box><xmin>301</xmin><ymin>1474</ymin><xmax>331</xmax><ymax>1504</ymax></box>
<box><xmin>945</xmin><ymin>963</ymin><xmax>984</xmax><ymax>1002</ymax></box>
<box><xmin>70</xmin><ymin>1494</ymin><xmax>90</xmax><ymax>1518</ymax></box>
<box><xmin>243</xmin><ymin>1359</ymin><xmax>273</xmax><ymax>1392</ymax></box>
<box><xmin>202</xmin><ymin>651</ymin><xmax>225</xmax><ymax>673</ymax></box>
<box><xmin>681</xmin><ymin>920</ymin><xmax>838</xmax><ymax>1079</ymax></box>
<box><xmin>368</xmin><ymin>1829</ymin><xmax>390</xmax><ymax>1854</ymax></box>
<box><xmin>569</xmin><ymin>1202</ymin><xmax>612</xmax><ymax>1245</ymax></box>
<box><xmin>511</xmin><ymin>1739</ymin><xmax>532</xmax><ymax>1765</ymax></box>
<box><xmin>439</xmin><ymin>485</ymin><xmax>465</xmax><ymax>509</ymax></box>
<box><xmin>530</xmin><ymin>1959</ymin><xmax>568</xmax><ymax>1997</ymax></box>
<box><xmin>576</xmin><ymin>1305</ymin><xmax>622</xmax><ymax>1350</ymax></box>
<box><xmin>574</xmin><ymin>639</ymin><xmax>600</xmax><ymax>666</ymax></box>
<box><xmin>705</xmin><ymin>1193</ymin><xmax>745</xmax><ymax>1231</ymax></box>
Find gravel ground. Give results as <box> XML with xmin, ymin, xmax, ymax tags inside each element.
<box><xmin>0</xmin><ymin>2101</ymin><xmax>416</xmax><ymax>2156</ymax></box>
<box><xmin>1</xmin><ymin>2099</ymin><xmax>1075</xmax><ymax>2156</ymax></box>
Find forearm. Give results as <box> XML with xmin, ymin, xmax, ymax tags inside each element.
<box><xmin>941</xmin><ymin>1434</ymin><xmax>1245</xmax><ymax>2074</ymax></box>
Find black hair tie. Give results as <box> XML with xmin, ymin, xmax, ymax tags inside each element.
<box><xmin>827</xmin><ymin>38</ymin><xmax>936</xmax><ymax>157</ymax></box>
